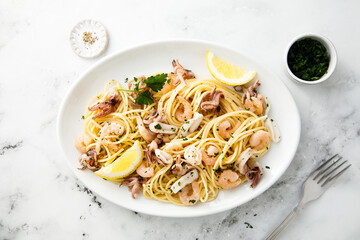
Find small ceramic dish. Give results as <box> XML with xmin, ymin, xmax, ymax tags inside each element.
<box><xmin>70</xmin><ymin>19</ymin><xmax>108</xmax><ymax>58</ymax></box>
<box><xmin>285</xmin><ymin>33</ymin><xmax>337</xmax><ymax>84</ymax></box>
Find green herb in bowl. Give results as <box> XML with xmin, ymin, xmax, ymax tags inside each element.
<box><xmin>287</xmin><ymin>38</ymin><xmax>330</xmax><ymax>81</ymax></box>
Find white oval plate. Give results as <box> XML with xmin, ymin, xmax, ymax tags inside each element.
<box><xmin>57</xmin><ymin>40</ymin><xmax>300</xmax><ymax>217</ymax></box>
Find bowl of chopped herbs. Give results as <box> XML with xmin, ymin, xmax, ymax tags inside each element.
<box><xmin>285</xmin><ymin>33</ymin><xmax>337</xmax><ymax>84</ymax></box>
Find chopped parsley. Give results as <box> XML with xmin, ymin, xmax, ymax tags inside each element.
<box><xmin>287</xmin><ymin>38</ymin><xmax>330</xmax><ymax>81</ymax></box>
<box><xmin>189</xmin><ymin>199</ymin><xmax>196</xmax><ymax>204</ymax></box>
<box><xmin>183</xmin><ymin>138</ymin><xmax>188</xmax><ymax>141</ymax></box>
<box><xmin>155</xmin><ymin>123</ymin><xmax>162</xmax><ymax>129</ymax></box>
<box><xmin>265</xmin><ymin>166</ymin><xmax>270</xmax><ymax>169</ymax></box>
<box><xmin>81</xmin><ymin>115</ymin><xmax>85</xmax><ymax>119</ymax></box>
<box><xmin>244</xmin><ymin>222</ymin><xmax>253</xmax><ymax>229</ymax></box>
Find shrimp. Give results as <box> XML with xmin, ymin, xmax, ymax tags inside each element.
<box><xmin>184</xmin><ymin>146</ymin><xmax>202</xmax><ymax>166</ymax></box>
<box><xmin>74</xmin><ymin>133</ymin><xmax>93</xmax><ymax>153</ymax></box>
<box><xmin>201</xmin><ymin>145</ymin><xmax>219</xmax><ymax>166</ymax></box>
<box><xmin>179</xmin><ymin>182</ymin><xmax>200</xmax><ymax>205</ymax></box>
<box><xmin>249</xmin><ymin>130</ymin><xmax>271</xmax><ymax>150</ymax></box>
<box><xmin>218</xmin><ymin>120</ymin><xmax>241</xmax><ymax>139</ymax></box>
<box><xmin>175</xmin><ymin>96</ymin><xmax>193</xmax><ymax>122</ymax></box>
<box><xmin>136</xmin><ymin>116</ymin><xmax>156</xmax><ymax>142</ymax></box>
<box><xmin>160</xmin><ymin>76</ymin><xmax>174</xmax><ymax>94</ymax></box>
<box><xmin>96</xmin><ymin>122</ymin><xmax>125</xmax><ymax>154</ymax></box>
<box><xmin>78</xmin><ymin>149</ymin><xmax>99</xmax><ymax>171</ymax></box>
<box><xmin>241</xmin><ymin>80</ymin><xmax>266</xmax><ymax>116</ymax></box>
<box><xmin>218</xmin><ymin>170</ymin><xmax>241</xmax><ymax>189</ymax></box>
<box><xmin>100</xmin><ymin>122</ymin><xmax>125</xmax><ymax>138</ymax></box>
<box><xmin>136</xmin><ymin>162</ymin><xmax>154</xmax><ymax>178</ymax></box>
<box><xmin>88</xmin><ymin>88</ymin><xmax>120</xmax><ymax>119</ymax></box>
<box><xmin>243</xmin><ymin>94</ymin><xmax>266</xmax><ymax>116</ymax></box>
<box><xmin>163</xmin><ymin>142</ymin><xmax>183</xmax><ymax>152</ymax></box>
<box><xmin>171</xmin><ymin>59</ymin><xmax>195</xmax><ymax>86</ymax></box>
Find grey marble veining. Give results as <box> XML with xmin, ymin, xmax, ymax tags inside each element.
<box><xmin>1</xmin><ymin>0</ymin><xmax>360</xmax><ymax>239</ymax></box>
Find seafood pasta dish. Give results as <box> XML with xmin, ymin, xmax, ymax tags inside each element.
<box><xmin>74</xmin><ymin>59</ymin><xmax>280</xmax><ymax>206</ymax></box>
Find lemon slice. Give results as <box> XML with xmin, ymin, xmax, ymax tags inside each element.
<box><xmin>95</xmin><ymin>140</ymin><xmax>143</xmax><ymax>180</ymax></box>
<box><xmin>206</xmin><ymin>50</ymin><xmax>256</xmax><ymax>86</ymax></box>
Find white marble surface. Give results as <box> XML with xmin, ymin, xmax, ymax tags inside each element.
<box><xmin>1</xmin><ymin>0</ymin><xmax>359</xmax><ymax>239</ymax></box>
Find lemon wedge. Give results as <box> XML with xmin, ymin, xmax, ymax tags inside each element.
<box><xmin>95</xmin><ymin>140</ymin><xmax>143</xmax><ymax>180</ymax></box>
<box><xmin>206</xmin><ymin>50</ymin><xmax>256</xmax><ymax>86</ymax></box>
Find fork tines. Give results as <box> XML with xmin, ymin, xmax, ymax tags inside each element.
<box><xmin>313</xmin><ymin>154</ymin><xmax>351</xmax><ymax>187</ymax></box>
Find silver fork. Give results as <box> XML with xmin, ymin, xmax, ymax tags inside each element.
<box><xmin>265</xmin><ymin>154</ymin><xmax>351</xmax><ymax>240</ymax></box>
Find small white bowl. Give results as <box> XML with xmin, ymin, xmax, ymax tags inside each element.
<box><xmin>285</xmin><ymin>33</ymin><xmax>337</xmax><ymax>84</ymax></box>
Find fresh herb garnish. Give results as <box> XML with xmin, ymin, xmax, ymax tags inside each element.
<box><xmin>81</xmin><ymin>115</ymin><xmax>85</xmax><ymax>119</ymax></box>
<box><xmin>118</xmin><ymin>73</ymin><xmax>168</xmax><ymax>105</ymax></box>
<box><xmin>189</xmin><ymin>199</ymin><xmax>196</xmax><ymax>204</ymax></box>
<box><xmin>155</xmin><ymin>123</ymin><xmax>162</xmax><ymax>129</ymax></box>
<box><xmin>287</xmin><ymin>38</ymin><xmax>330</xmax><ymax>81</ymax></box>
<box><xmin>135</xmin><ymin>90</ymin><xmax>153</xmax><ymax>105</ymax></box>
<box><xmin>143</xmin><ymin>73</ymin><xmax>168</xmax><ymax>91</ymax></box>
<box><xmin>265</xmin><ymin>166</ymin><xmax>270</xmax><ymax>169</ymax></box>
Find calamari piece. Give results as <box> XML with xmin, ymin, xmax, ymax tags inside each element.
<box><xmin>200</xmin><ymin>87</ymin><xmax>224</xmax><ymax>113</ymax></box>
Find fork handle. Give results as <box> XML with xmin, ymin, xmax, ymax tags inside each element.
<box><xmin>265</xmin><ymin>206</ymin><xmax>300</xmax><ymax>240</ymax></box>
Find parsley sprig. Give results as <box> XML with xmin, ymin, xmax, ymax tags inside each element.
<box><xmin>118</xmin><ymin>73</ymin><xmax>168</xmax><ymax>105</ymax></box>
